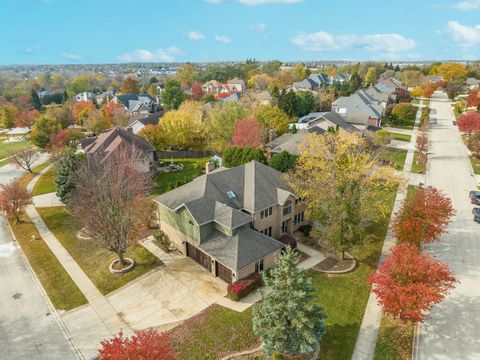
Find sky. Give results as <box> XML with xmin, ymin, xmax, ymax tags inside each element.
<box><xmin>1</xmin><ymin>0</ymin><xmax>480</xmax><ymax>65</ymax></box>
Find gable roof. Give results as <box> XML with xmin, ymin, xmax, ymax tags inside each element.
<box><xmin>333</xmin><ymin>91</ymin><xmax>383</xmax><ymax>124</ymax></box>
<box><xmin>128</xmin><ymin>111</ymin><xmax>164</xmax><ymax>127</ymax></box>
<box><xmin>115</xmin><ymin>93</ymin><xmax>155</xmax><ymax>112</ymax></box>
<box><xmin>155</xmin><ymin>160</ymin><xmax>295</xmax><ymax>222</ymax></box>
<box><xmin>199</xmin><ymin>227</ymin><xmax>284</xmax><ymax>270</ymax></box>
<box><xmin>292</xmin><ymin>78</ymin><xmax>318</xmax><ymax>90</ymax></box>
<box><xmin>81</xmin><ymin>128</ymin><xmax>154</xmax><ymax>155</ymax></box>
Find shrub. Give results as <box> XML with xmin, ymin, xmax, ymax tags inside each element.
<box><xmin>153</xmin><ymin>230</ymin><xmax>173</xmax><ymax>252</ymax></box>
<box><xmin>298</xmin><ymin>224</ymin><xmax>312</xmax><ymax>237</ymax></box>
<box><xmin>420</xmin><ymin>107</ymin><xmax>430</xmax><ymax>127</ymax></box>
<box><xmin>390</xmin><ymin>103</ymin><xmax>417</xmax><ymax>126</ymax></box>
<box><xmin>373</xmin><ymin>130</ymin><xmax>392</xmax><ymax>146</ymax></box>
<box><xmin>227</xmin><ymin>272</ymin><xmax>263</xmax><ymax>301</ymax></box>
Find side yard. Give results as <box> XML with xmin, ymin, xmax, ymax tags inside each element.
<box><xmin>37</xmin><ymin>206</ymin><xmax>161</xmax><ymax>295</ymax></box>
<box><xmin>32</xmin><ymin>163</ymin><xmax>58</xmax><ymax>195</ymax></box>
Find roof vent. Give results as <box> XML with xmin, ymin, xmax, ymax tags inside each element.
<box><xmin>226</xmin><ymin>191</ymin><xmax>236</xmax><ymax>199</ymax></box>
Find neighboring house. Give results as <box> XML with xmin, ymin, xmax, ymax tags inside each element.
<box><xmin>111</xmin><ymin>93</ymin><xmax>158</xmax><ymax>116</ymax></box>
<box><xmin>95</xmin><ymin>90</ymin><xmax>116</xmax><ymax>104</ymax></box>
<box><xmin>127</xmin><ymin>111</ymin><xmax>163</xmax><ymax>134</ymax></box>
<box><xmin>266</xmin><ymin>128</ymin><xmax>324</xmax><ymax>156</ymax></box>
<box><xmin>247</xmin><ymin>90</ymin><xmax>273</xmax><ymax>106</ymax></box>
<box><xmin>309</xmin><ymin>73</ymin><xmax>330</xmax><ymax>86</ymax></box>
<box><xmin>74</xmin><ymin>92</ymin><xmax>95</xmax><ymax>102</ymax></box>
<box><xmin>221</xmin><ymin>92</ymin><xmax>241</xmax><ymax>103</ymax></box>
<box><xmin>227</xmin><ymin>78</ymin><xmax>246</xmax><ymax>92</ymax></box>
<box><xmin>364</xmin><ymin>85</ymin><xmax>393</xmax><ymax>107</ymax></box>
<box><xmin>329</xmin><ymin>73</ymin><xmax>350</xmax><ymax>84</ymax></box>
<box><xmin>37</xmin><ymin>90</ymin><xmax>53</xmax><ymax>99</ymax></box>
<box><xmin>424</xmin><ymin>75</ymin><xmax>444</xmax><ymax>83</ymax></box>
<box><xmin>332</xmin><ymin>91</ymin><xmax>384</xmax><ymax>128</ymax></box>
<box><xmin>295</xmin><ymin>111</ymin><xmax>359</xmax><ymax>133</ymax></box>
<box><xmin>203</xmin><ymin>80</ymin><xmax>228</xmax><ymax>94</ymax></box>
<box><xmin>154</xmin><ymin>160</ymin><xmax>307</xmax><ymax>283</ymax></box>
<box><xmin>80</xmin><ymin>127</ymin><xmax>156</xmax><ymax>175</ymax></box>
<box><xmin>291</xmin><ymin>78</ymin><xmax>319</xmax><ymax>91</ymax></box>
<box><xmin>466</xmin><ymin>78</ymin><xmax>480</xmax><ymax>90</ymax></box>
<box><xmin>377</xmin><ymin>78</ymin><xmax>406</xmax><ymax>92</ymax></box>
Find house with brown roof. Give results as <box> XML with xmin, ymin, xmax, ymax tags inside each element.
<box><xmin>81</xmin><ymin>128</ymin><xmax>156</xmax><ymax>175</ymax></box>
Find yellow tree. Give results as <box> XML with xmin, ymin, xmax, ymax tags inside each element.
<box><xmin>364</xmin><ymin>67</ymin><xmax>377</xmax><ymax>85</ymax></box>
<box><xmin>159</xmin><ymin>107</ymin><xmax>205</xmax><ymax>150</ymax></box>
<box><xmin>176</xmin><ymin>63</ymin><xmax>196</xmax><ymax>87</ymax></box>
<box><xmin>120</xmin><ymin>77</ymin><xmax>140</xmax><ymax>94</ymax></box>
<box><xmin>430</xmin><ymin>63</ymin><xmax>467</xmax><ymax>82</ymax></box>
<box><xmin>287</xmin><ymin>133</ymin><xmax>401</xmax><ymax>259</ymax></box>
<box><xmin>254</xmin><ymin>105</ymin><xmax>290</xmax><ymax>136</ymax></box>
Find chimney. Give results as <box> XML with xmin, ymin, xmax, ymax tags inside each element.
<box><xmin>205</xmin><ymin>160</ymin><xmax>215</xmax><ymax>174</ymax></box>
<box><xmin>268</xmin><ymin>129</ymin><xmax>277</xmax><ymax>142</ymax></box>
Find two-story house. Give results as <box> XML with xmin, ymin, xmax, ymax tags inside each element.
<box><xmin>154</xmin><ymin>160</ymin><xmax>306</xmax><ymax>283</ymax></box>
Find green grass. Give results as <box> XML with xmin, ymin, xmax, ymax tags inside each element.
<box><xmin>171</xmin><ymin>305</ymin><xmax>259</xmax><ymax>360</ymax></box>
<box><xmin>411</xmin><ymin>152</ymin><xmax>426</xmax><ymax>174</ymax></box>
<box><xmin>153</xmin><ymin>158</ymin><xmax>208</xmax><ymax>195</ymax></box>
<box><xmin>8</xmin><ymin>216</ymin><xmax>87</xmax><ymax>310</ymax></box>
<box><xmin>470</xmin><ymin>156</ymin><xmax>480</xmax><ymax>175</ymax></box>
<box><xmin>406</xmin><ymin>185</ymin><xmax>418</xmax><ymax>200</ymax></box>
<box><xmin>0</xmin><ymin>139</ymin><xmax>32</xmax><ymax>159</ymax></box>
<box><xmin>172</xmin><ymin>189</ymin><xmax>398</xmax><ymax>360</ymax></box>
<box><xmin>389</xmin><ymin>132</ymin><xmax>411</xmax><ymax>142</ymax></box>
<box><xmin>379</xmin><ymin>149</ymin><xmax>408</xmax><ymax>171</ymax></box>
<box><xmin>374</xmin><ymin>314</ymin><xmax>414</xmax><ymax>360</ymax></box>
<box><xmin>37</xmin><ymin>207</ymin><xmax>162</xmax><ymax>295</ymax></box>
<box><xmin>32</xmin><ymin>164</ymin><xmax>58</xmax><ymax>196</ymax></box>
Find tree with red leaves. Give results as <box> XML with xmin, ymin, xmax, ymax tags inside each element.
<box><xmin>0</xmin><ymin>180</ymin><xmax>33</xmax><ymax>223</ymax></box>
<box><xmin>98</xmin><ymin>330</ymin><xmax>173</xmax><ymax>360</ymax></box>
<box><xmin>231</xmin><ymin>118</ymin><xmax>265</xmax><ymax>148</ymax></box>
<box><xmin>457</xmin><ymin>111</ymin><xmax>480</xmax><ymax>135</ymax></box>
<box><xmin>369</xmin><ymin>243</ymin><xmax>457</xmax><ymax>322</ymax></box>
<box><xmin>15</xmin><ymin>109</ymin><xmax>40</xmax><ymax>128</ymax></box>
<box><xmin>392</xmin><ymin>186</ymin><xmax>455</xmax><ymax>246</ymax></box>
<box><xmin>466</xmin><ymin>88</ymin><xmax>480</xmax><ymax>111</ymax></box>
<box><xmin>191</xmin><ymin>82</ymin><xmax>204</xmax><ymax>100</ymax></box>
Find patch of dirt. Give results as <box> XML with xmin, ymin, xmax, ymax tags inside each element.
<box><xmin>314</xmin><ymin>257</ymin><xmax>355</xmax><ymax>272</ymax></box>
<box><xmin>111</xmin><ymin>259</ymin><xmax>134</xmax><ymax>271</ymax></box>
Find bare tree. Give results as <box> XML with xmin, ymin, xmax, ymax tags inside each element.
<box><xmin>70</xmin><ymin>148</ymin><xmax>152</xmax><ymax>268</ymax></box>
<box><xmin>9</xmin><ymin>148</ymin><xmax>39</xmax><ymax>173</ymax></box>
<box><xmin>0</xmin><ymin>180</ymin><xmax>33</xmax><ymax>223</ymax></box>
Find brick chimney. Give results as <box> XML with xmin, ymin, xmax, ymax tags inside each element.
<box><xmin>205</xmin><ymin>160</ymin><xmax>215</xmax><ymax>174</ymax></box>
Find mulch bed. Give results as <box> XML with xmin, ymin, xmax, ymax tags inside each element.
<box><xmin>314</xmin><ymin>257</ymin><xmax>355</xmax><ymax>272</ymax></box>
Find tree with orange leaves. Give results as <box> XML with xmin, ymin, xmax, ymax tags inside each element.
<box><xmin>421</xmin><ymin>82</ymin><xmax>437</xmax><ymax>98</ymax></box>
<box><xmin>392</xmin><ymin>185</ymin><xmax>455</xmax><ymax>246</ymax></box>
<box><xmin>369</xmin><ymin>242</ymin><xmax>457</xmax><ymax>323</ymax></box>
<box><xmin>72</xmin><ymin>101</ymin><xmax>95</xmax><ymax>125</ymax></box>
<box><xmin>231</xmin><ymin>118</ymin><xmax>265</xmax><ymax>148</ymax></box>
<box><xmin>466</xmin><ymin>88</ymin><xmax>480</xmax><ymax>111</ymax></box>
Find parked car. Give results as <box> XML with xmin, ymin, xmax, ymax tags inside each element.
<box><xmin>469</xmin><ymin>190</ymin><xmax>480</xmax><ymax>205</ymax></box>
<box><xmin>473</xmin><ymin>208</ymin><xmax>480</xmax><ymax>223</ymax></box>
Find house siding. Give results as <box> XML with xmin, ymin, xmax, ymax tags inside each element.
<box><xmin>158</xmin><ymin>206</ymin><xmax>201</xmax><ymax>245</ymax></box>
<box><xmin>236</xmin><ymin>249</ymin><xmax>281</xmax><ymax>280</ymax></box>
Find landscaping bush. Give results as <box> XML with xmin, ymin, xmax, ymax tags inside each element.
<box><xmin>420</xmin><ymin>107</ymin><xmax>430</xmax><ymax>127</ymax></box>
<box><xmin>389</xmin><ymin>103</ymin><xmax>417</xmax><ymax>126</ymax></box>
<box><xmin>153</xmin><ymin>230</ymin><xmax>173</xmax><ymax>252</ymax></box>
<box><xmin>227</xmin><ymin>272</ymin><xmax>263</xmax><ymax>301</ymax></box>
<box><xmin>373</xmin><ymin>130</ymin><xmax>392</xmax><ymax>146</ymax></box>
<box><xmin>299</xmin><ymin>224</ymin><xmax>312</xmax><ymax>237</ymax></box>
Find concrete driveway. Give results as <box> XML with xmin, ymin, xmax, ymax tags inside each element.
<box><xmin>416</xmin><ymin>92</ymin><xmax>480</xmax><ymax>359</ymax></box>
<box><xmin>61</xmin><ymin>256</ymin><xmax>227</xmax><ymax>357</ymax></box>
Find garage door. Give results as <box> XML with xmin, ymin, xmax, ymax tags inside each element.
<box><xmin>216</xmin><ymin>261</ymin><xmax>233</xmax><ymax>283</ymax></box>
<box><xmin>186</xmin><ymin>242</ymin><xmax>212</xmax><ymax>272</ymax></box>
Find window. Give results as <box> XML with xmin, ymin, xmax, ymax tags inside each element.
<box><xmin>262</xmin><ymin>226</ymin><xmax>272</xmax><ymax>237</ymax></box>
<box><xmin>281</xmin><ymin>220</ymin><xmax>289</xmax><ymax>234</ymax></box>
<box><xmin>255</xmin><ymin>258</ymin><xmax>264</xmax><ymax>273</ymax></box>
<box><xmin>260</xmin><ymin>206</ymin><xmax>273</xmax><ymax>219</ymax></box>
<box><xmin>294</xmin><ymin>212</ymin><xmax>305</xmax><ymax>225</ymax></box>
<box><xmin>283</xmin><ymin>201</ymin><xmax>292</xmax><ymax>216</ymax></box>
<box><xmin>295</xmin><ymin>197</ymin><xmax>302</xmax><ymax>205</ymax></box>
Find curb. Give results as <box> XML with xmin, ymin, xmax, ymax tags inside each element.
<box><xmin>4</xmin><ymin>216</ymin><xmax>84</xmax><ymax>360</ymax></box>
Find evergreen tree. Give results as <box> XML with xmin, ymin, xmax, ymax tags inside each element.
<box><xmin>161</xmin><ymin>79</ymin><xmax>186</xmax><ymax>110</ymax></box>
<box><xmin>269</xmin><ymin>151</ymin><xmax>297</xmax><ymax>172</ymax></box>
<box><xmin>55</xmin><ymin>152</ymin><xmax>81</xmax><ymax>203</ymax></box>
<box><xmin>31</xmin><ymin>89</ymin><xmax>41</xmax><ymax>110</ymax></box>
<box><xmin>348</xmin><ymin>73</ymin><xmax>362</xmax><ymax>94</ymax></box>
<box><xmin>253</xmin><ymin>247</ymin><xmax>327</xmax><ymax>356</ymax></box>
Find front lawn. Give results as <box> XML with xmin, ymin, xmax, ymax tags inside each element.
<box><xmin>37</xmin><ymin>207</ymin><xmax>161</xmax><ymax>295</ymax></box>
<box><xmin>153</xmin><ymin>158</ymin><xmax>208</xmax><ymax>195</ymax></box>
<box><xmin>379</xmin><ymin>149</ymin><xmax>408</xmax><ymax>171</ymax></box>
<box><xmin>32</xmin><ymin>164</ymin><xmax>58</xmax><ymax>195</ymax></box>
<box><xmin>411</xmin><ymin>152</ymin><xmax>426</xmax><ymax>174</ymax></box>
<box><xmin>8</xmin><ymin>216</ymin><xmax>87</xmax><ymax>310</ymax></box>
<box><xmin>171</xmin><ymin>305</ymin><xmax>258</xmax><ymax>360</ymax></box>
<box><xmin>469</xmin><ymin>156</ymin><xmax>480</xmax><ymax>175</ymax></box>
<box><xmin>18</xmin><ymin>161</ymin><xmax>51</xmax><ymax>188</ymax></box>
<box><xmin>0</xmin><ymin>139</ymin><xmax>32</xmax><ymax>159</ymax></box>
<box><xmin>373</xmin><ymin>314</ymin><xmax>414</xmax><ymax>360</ymax></box>
<box><xmin>171</xmin><ymin>189</ymin><xmax>398</xmax><ymax>360</ymax></box>
<box><xmin>389</xmin><ymin>132</ymin><xmax>411</xmax><ymax>142</ymax></box>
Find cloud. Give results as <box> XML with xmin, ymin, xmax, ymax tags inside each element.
<box><xmin>292</xmin><ymin>31</ymin><xmax>416</xmax><ymax>53</ymax></box>
<box><xmin>214</xmin><ymin>35</ymin><xmax>232</xmax><ymax>43</ymax></box>
<box><xmin>23</xmin><ymin>46</ymin><xmax>41</xmax><ymax>54</ymax></box>
<box><xmin>456</xmin><ymin>0</ymin><xmax>480</xmax><ymax>10</ymax></box>
<box><xmin>61</xmin><ymin>52</ymin><xmax>83</xmax><ymax>61</ymax></box>
<box><xmin>251</xmin><ymin>23</ymin><xmax>267</xmax><ymax>32</ymax></box>
<box><xmin>187</xmin><ymin>30</ymin><xmax>206</xmax><ymax>41</ymax></box>
<box><xmin>204</xmin><ymin>0</ymin><xmax>302</xmax><ymax>4</ymax></box>
<box><xmin>446</xmin><ymin>21</ymin><xmax>480</xmax><ymax>47</ymax></box>
<box><xmin>117</xmin><ymin>47</ymin><xmax>182</xmax><ymax>63</ymax></box>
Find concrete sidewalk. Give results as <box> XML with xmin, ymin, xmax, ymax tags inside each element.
<box><xmin>352</xmin><ymin>100</ymin><xmax>424</xmax><ymax>360</ymax></box>
<box><xmin>33</xmin><ymin>192</ymin><xmax>64</xmax><ymax>207</ymax></box>
<box><xmin>25</xmin><ymin>206</ymin><xmax>133</xmax><ymax>337</ymax></box>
